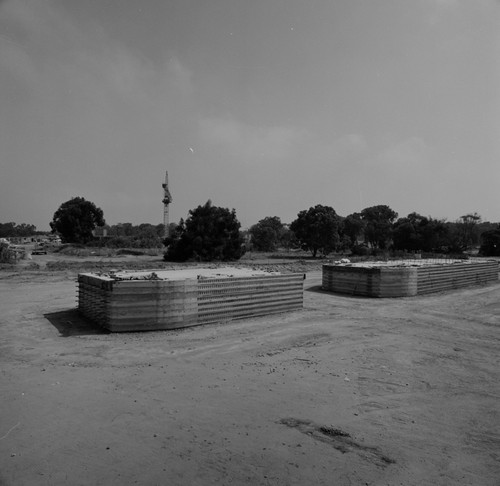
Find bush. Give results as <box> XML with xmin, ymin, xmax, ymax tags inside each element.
<box><xmin>350</xmin><ymin>244</ymin><xmax>370</xmax><ymax>256</ymax></box>
<box><xmin>479</xmin><ymin>228</ymin><xmax>500</xmax><ymax>256</ymax></box>
<box><xmin>116</xmin><ymin>249</ymin><xmax>146</xmax><ymax>256</ymax></box>
<box><xmin>98</xmin><ymin>236</ymin><xmax>163</xmax><ymax>249</ymax></box>
<box><xmin>370</xmin><ymin>248</ymin><xmax>390</xmax><ymax>259</ymax></box>
<box><xmin>0</xmin><ymin>242</ymin><xmax>15</xmax><ymax>263</ymax></box>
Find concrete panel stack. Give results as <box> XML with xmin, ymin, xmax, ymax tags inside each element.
<box><xmin>322</xmin><ymin>265</ymin><xmax>418</xmax><ymax>297</ymax></box>
<box><xmin>78</xmin><ymin>273</ymin><xmax>114</xmax><ymax>326</ymax></box>
<box><xmin>323</xmin><ymin>260</ymin><xmax>498</xmax><ymax>298</ymax></box>
<box><xmin>77</xmin><ymin>268</ymin><xmax>304</xmax><ymax>332</ymax></box>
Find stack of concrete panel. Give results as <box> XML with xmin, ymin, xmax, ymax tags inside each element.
<box><xmin>78</xmin><ymin>273</ymin><xmax>114</xmax><ymax>324</ymax></box>
<box><xmin>78</xmin><ymin>267</ymin><xmax>304</xmax><ymax>332</ymax></box>
<box><xmin>323</xmin><ymin>260</ymin><xmax>498</xmax><ymax>297</ymax></box>
<box><xmin>322</xmin><ymin>265</ymin><xmax>417</xmax><ymax>297</ymax></box>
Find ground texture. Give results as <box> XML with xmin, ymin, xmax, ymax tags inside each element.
<box><xmin>1</xmin><ymin>263</ymin><xmax>499</xmax><ymax>485</ymax></box>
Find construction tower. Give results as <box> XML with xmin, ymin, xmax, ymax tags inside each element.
<box><xmin>162</xmin><ymin>171</ymin><xmax>172</xmax><ymax>237</ymax></box>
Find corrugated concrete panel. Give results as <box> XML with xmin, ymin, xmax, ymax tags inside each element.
<box><xmin>198</xmin><ymin>275</ymin><xmax>303</xmax><ymax>325</ymax></box>
<box><xmin>416</xmin><ymin>261</ymin><xmax>498</xmax><ymax>295</ymax></box>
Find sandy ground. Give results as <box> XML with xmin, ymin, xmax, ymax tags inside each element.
<box><xmin>0</xmin><ymin>267</ymin><xmax>499</xmax><ymax>486</ymax></box>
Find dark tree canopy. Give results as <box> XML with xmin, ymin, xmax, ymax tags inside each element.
<box><xmin>479</xmin><ymin>225</ymin><xmax>500</xmax><ymax>256</ymax></box>
<box><xmin>360</xmin><ymin>205</ymin><xmax>398</xmax><ymax>249</ymax></box>
<box><xmin>392</xmin><ymin>213</ymin><xmax>449</xmax><ymax>252</ymax></box>
<box><xmin>0</xmin><ymin>222</ymin><xmax>37</xmax><ymax>238</ymax></box>
<box><xmin>107</xmin><ymin>223</ymin><xmax>165</xmax><ymax>239</ymax></box>
<box><xmin>50</xmin><ymin>197</ymin><xmax>105</xmax><ymax>244</ymax></box>
<box><xmin>164</xmin><ymin>201</ymin><xmax>245</xmax><ymax>262</ymax></box>
<box><xmin>98</xmin><ymin>223</ymin><xmax>165</xmax><ymax>248</ymax></box>
<box><xmin>457</xmin><ymin>213</ymin><xmax>481</xmax><ymax>251</ymax></box>
<box><xmin>342</xmin><ymin>212</ymin><xmax>365</xmax><ymax>246</ymax></box>
<box><xmin>290</xmin><ymin>204</ymin><xmax>341</xmax><ymax>257</ymax></box>
<box><xmin>249</xmin><ymin>216</ymin><xmax>284</xmax><ymax>251</ymax></box>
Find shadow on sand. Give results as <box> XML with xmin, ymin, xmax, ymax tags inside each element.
<box><xmin>305</xmin><ymin>284</ymin><xmax>329</xmax><ymax>294</ymax></box>
<box><xmin>44</xmin><ymin>309</ymin><xmax>109</xmax><ymax>337</ymax></box>
<box><xmin>304</xmin><ymin>283</ymin><xmax>370</xmax><ymax>300</ymax></box>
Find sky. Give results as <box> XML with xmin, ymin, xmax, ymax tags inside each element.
<box><xmin>1</xmin><ymin>0</ymin><xmax>499</xmax><ymax>231</ymax></box>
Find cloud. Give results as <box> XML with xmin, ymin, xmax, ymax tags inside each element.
<box><xmin>199</xmin><ymin>117</ymin><xmax>310</xmax><ymax>162</ymax></box>
<box><xmin>376</xmin><ymin>136</ymin><xmax>434</xmax><ymax>170</ymax></box>
<box><xmin>320</xmin><ymin>133</ymin><xmax>367</xmax><ymax>162</ymax></box>
<box><xmin>0</xmin><ymin>0</ymin><xmax>193</xmax><ymax>109</ymax></box>
<box><xmin>199</xmin><ymin>115</ymin><xmax>368</xmax><ymax>168</ymax></box>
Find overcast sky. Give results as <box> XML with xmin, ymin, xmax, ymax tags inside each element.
<box><xmin>1</xmin><ymin>0</ymin><xmax>499</xmax><ymax>230</ymax></box>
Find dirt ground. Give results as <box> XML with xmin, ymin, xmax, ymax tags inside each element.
<box><xmin>1</xmin><ymin>263</ymin><xmax>499</xmax><ymax>485</ymax></box>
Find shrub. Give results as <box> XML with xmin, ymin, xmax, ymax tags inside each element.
<box><xmin>0</xmin><ymin>242</ymin><xmax>15</xmax><ymax>263</ymax></box>
<box><xmin>350</xmin><ymin>244</ymin><xmax>370</xmax><ymax>256</ymax></box>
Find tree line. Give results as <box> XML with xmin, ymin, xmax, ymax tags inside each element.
<box><xmin>3</xmin><ymin>197</ymin><xmax>499</xmax><ymax>259</ymax></box>
<box><xmin>0</xmin><ymin>222</ymin><xmax>38</xmax><ymax>238</ymax></box>
<box><xmin>252</xmin><ymin>205</ymin><xmax>499</xmax><ymax>257</ymax></box>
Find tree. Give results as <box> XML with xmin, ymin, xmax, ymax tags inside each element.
<box><xmin>342</xmin><ymin>212</ymin><xmax>365</xmax><ymax>247</ymax></box>
<box><xmin>103</xmin><ymin>222</ymin><xmax>165</xmax><ymax>248</ymax></box>
<box><xmin>249</xmin><ymin>216</ymin><xmax>284</xmax><ymax>251</ymax></box>
<box><xmin>457</xmin><ymin>213</ymin><xmax>481</xmax><ymax>251</ymax></box>
<box><xmin>0</xmin><ymin>222</ymin><xmax>37</xmax><ymax>238</ymax></box>
<box><xmin>419</xmin><ymin>217</ymin><xmax>449</xmax><ymax>252</ymax></box>
<box><xmin>392</xmin><ymin>214</ymin><xmax>422</xmax><ymax>252</ymax></box>
<box><xmin>161</xmin><ymin>219</ymin><xmax>186</xmax><ymax>257</ymax></box>
<box><xmin>108</xmin><ymin>223</ymin><xmax>133</xmax><ymax>237</ymax></box>
<box><xmin>290</xmin><ymin>205</ymin><xmax>341</xmax><ymax>257</ymax></box>
<box><xmin>279</xmin><ymin>225</ymin><xmax>299</xmax><ymax>251</ymax></box>
<box><xmin>360</xmin><ymin>205</ymin><xmax>398</xmax><ymax>249</ymax></box>
<box><xmin>479</xmin><ymin>225</ymin><xmax>500</xmax><ymax>256</ymax></box>
<box><xmin>164</xmin><ymin>200</ymin><xmax>245</xmax><ymax>262</ymax></box>
<box><xmin>0</xmin><ymin>223</ymin><xmax>16</xmax><ymax>238</ymax></box>
<box><xmin>50</xmin><ymin>197</ymin><xmax>105</xmax><ymax>244</ymax></box>
<box><xmin>393</xmin><ymin>213</ymin><xmax>449</xmax><ymax>252</ymax></box>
